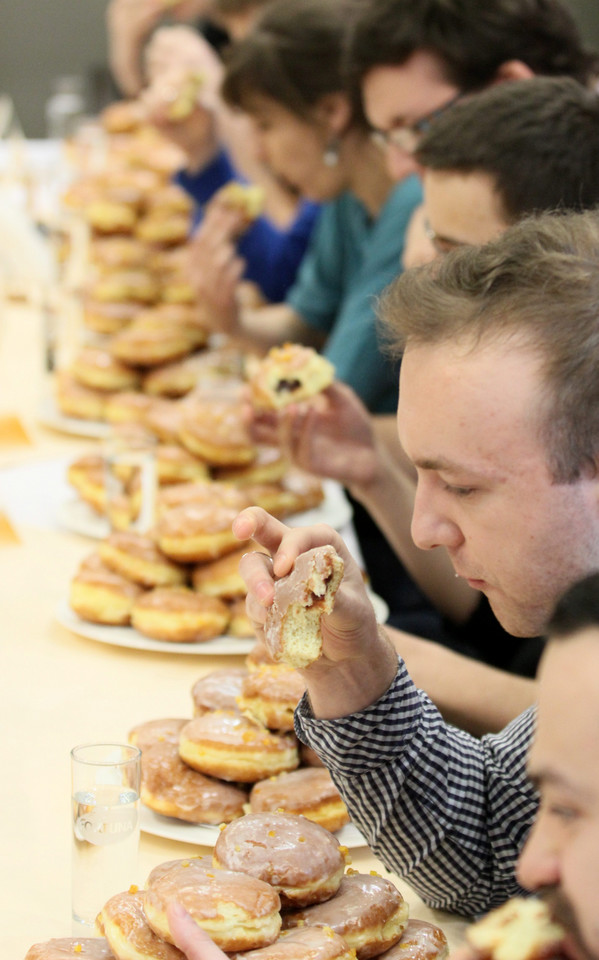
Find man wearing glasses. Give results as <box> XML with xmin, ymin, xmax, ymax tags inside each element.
<box><xmin>345</xmin><ymin>0</ymin><xmax>598</xmax><ymax>262</ymax></box>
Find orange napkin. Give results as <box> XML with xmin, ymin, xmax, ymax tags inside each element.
<box><xmin>0</xmin><ymin>414</ymin><xmax>32</xmax><ymax>447</ymax></box>
<box><xmin>0</xmin><ymin>511</ymin><xmax>20</xmax><ymax>545</ymax></box>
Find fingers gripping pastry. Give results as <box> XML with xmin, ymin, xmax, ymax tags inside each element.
<box><xmin>248</xmin><ymin>344</ymin><xmax>334</xmax><ymax>411</ymax></box>
<box><xmin>131</xmin><ymin>587</ymin><xmax>229</xmax><ymax>643</ymax></box>
<box><xmin>283</xmin><ymin>873</ymin><xmax>409</xmax><ymax>960</ymax></box>
<box><xmin>156</xmin><ymin>502</ymin><xmax>245</xmax><ymax>563</ymax></box>
<box><xmin>99</xmin><ymin>532</ymin><xmax>187</xmax><ymax>588</ymax></box>
<box><xmin>236</xmin><ymin>664</ymin><xmax>306</xmax><ymax>732</ymax></box>
<box><xmin>166</xmin><ymin>71</ymin><xmax>205</xmax><ymax>121</ymax></box>
<box><xmin>191</xmin><ymin>667</ymin><xmax>248</xmax><ymax>716</ymax></box>
<box><xmin>24</xmin><ymin>940</ymin><xmax>115</xmax><ymax>959</ymax></box>
<box><xmin>265</xmin><ymin>546</ymin><xmax>344</xmax><ymax>669</ymax></box>
<box><xmin>143</xmin><ymin>858</ymin><xmax>282</xmax><ymax>951</ymax></box>
<box><xmin>249</xmin><ymin>768</ymin><xmax>349</xmax><ymax>834</ymax></box>
<box><xmin>97</xmin><ymin>889</ymin><xmax>184</xmax><ymax>960</ymax></box>
<box><xmin>179</xmin><ymin>710</ymin><xmax>299</xmax><ymax>782</ymax></box>
<box><xmin>215</xmin><ymin>182</ymin><xmax>266</xmax><ymax>231</ymax></box>
<box><xmin>70</xmin><ymin>553</ymin><xmax>144</xmax><ymax>626</ymax></box>
<box><xmin>213</xmin><ymin>812</ymin><xmax>347</xmax><ymax>908</ymax></box>
<box><xmin>129</xmin><ymin>717</ymin><xmax>189</xmax><ymax>752</ymax></box>
<box><xmin>230</xmin><ymin>926</ymin><xmax>356</xmax><ymax>960</ymax></box>
<box><xmin>140</xmin><ymin>740</ymin><xmax>247</xmax><ymax>823</ymax></box>
<box><xmin>464</xmin><ymin>897</ymin><xmax>565</xmax><ymax>960</ymax></box>
<box><xmin>377</xmin><ymin>920</ymin><xmax>448</xmax><ymax>960</ymax></box>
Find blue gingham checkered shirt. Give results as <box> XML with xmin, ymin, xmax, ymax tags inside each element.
<box><xmin>295</xmin><ymin>657</ymin><xmax>538</xmax><ymax>917</ymax></box>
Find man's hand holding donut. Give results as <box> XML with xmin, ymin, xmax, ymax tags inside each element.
<box><xmin>233</xmin><ymin>508</ymin><xmax>399</xmax><ymax>719</ymax></box>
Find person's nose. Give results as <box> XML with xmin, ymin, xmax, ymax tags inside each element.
<box><xmin>385</xmin><ymin>144</ymin><xmax>419</xmax><ymax>182</ymax></box>
<box><xmin>411</xmin><ymin>479</ymin><xmax>464</xmax><ymax>552</ymax></box>
<box><xmin>516</xmin><ymin>817</ymin><xmax>561</xmax><ymax>892</ymax></box>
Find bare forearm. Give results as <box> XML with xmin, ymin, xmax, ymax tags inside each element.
<box><xmin>350</xmin><ymin>445</ymin><xmax>479</xmax><ymax>624</ymax></box>
<box><xmin>388</xmin><ymin>626</ymin><xmax>537</xmax><ymax>736</ymax></box>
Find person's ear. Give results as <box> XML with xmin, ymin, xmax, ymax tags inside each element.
<box><xmin>314</xmin><ymin>92</ymin><xmax>352</xmax><ymax>136</ymax></box>
<box><xmin>492</xmin><ymin>60</ymin><xmax>536</xmax><ymax>84</ymax></box>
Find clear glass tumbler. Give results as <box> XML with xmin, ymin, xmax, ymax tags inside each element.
<box><xmin>70</xmin><ymin>742</ymin><xmax>141</xmax><ymax>933</ymax></box>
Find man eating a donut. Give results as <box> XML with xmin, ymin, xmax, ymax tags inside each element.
<box><xmin>216</xmin><ymin>210</ymin><xmax>599</xmax><ymax>917</ymax></box>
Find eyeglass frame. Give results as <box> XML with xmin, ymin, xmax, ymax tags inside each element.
<box><xmin>369</xmin><ymin>91</ymin><xmax>463</xmax><ymax>154</ymax></box>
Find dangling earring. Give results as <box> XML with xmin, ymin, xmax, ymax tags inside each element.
<box><xmin>323</xmin><ymin>137</ymin><xmax>340</xmax><ymax>167</ymax></box>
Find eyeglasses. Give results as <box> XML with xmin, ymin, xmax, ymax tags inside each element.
<box><xmin>423</xmin><ymin>217</ymin><xmax>466</xmax><ymax>256</ymax></box>
<box><xmin>370</xmin><ymin>92</ymin><xmax>463</xmax><ymax>155</ymax></box>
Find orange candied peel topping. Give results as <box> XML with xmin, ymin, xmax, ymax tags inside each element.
<box><xmin>346</xmin><ymin>867</ymin><xmax>358</xmax><ymax>875</ymax></box>
<box><xmin>128</xmin><ymin>883</ymin><xmax>139</xmax><ymax>893</ymax></box>
<box><xmin>73</xmin><ymin>946</ymin><xmax>83</xmax><ymax>955</ymax></box>
<box><xmin>369</xmin><ymin>870</ymin><xmax>380</xmax><ymax>877</ymax></box>
<box><xmin>219</xmin><ymin>823</ymin><xmax>227</xmax><ymax>831</ymax></box>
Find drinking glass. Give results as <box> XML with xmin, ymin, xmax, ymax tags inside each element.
<box><xmin>71</xmin><ymin>742</ymin><xmax>141</xmax><ymax>933</ymax></box>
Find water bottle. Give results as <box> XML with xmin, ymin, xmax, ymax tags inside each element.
<box><xmin>45</xmin><ymin>75</ymin><xmax>86</xmax><ymax>140</ymax></box>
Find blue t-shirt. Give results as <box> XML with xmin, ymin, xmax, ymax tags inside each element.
<box><xmin>286</xmin><ymin>175</ymin><xmax>423</xmax><ymax>414</ymax></box>
<box><xmin>175</xmin><ymin>150</ymin><xmax>320</xmax><ymax>303</ymax></box>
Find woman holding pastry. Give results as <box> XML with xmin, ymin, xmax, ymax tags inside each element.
<box><xmin>186</xmin><ymin>0</ymin><xmax>421</xmax><ymax>416</ymax></box>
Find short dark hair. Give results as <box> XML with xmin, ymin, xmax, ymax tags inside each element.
<box><xmin>345</xmin><ymin>0</ymin><xmax>597</xmax><ymax>108</ymax></box>
<box><xmin>209</xmin><ymin>0</ymin><xmax>271</xmax><ymax>14</ymax></box>
<box><xmin>379</xmin><ymin>210</ymin><xmax>599</xmax><ymax>484</ymax></box>
<box><xmin>222</xmin><ymin>0</ymin><xmax>367</xmax><ymax>127</ymax></box>
<box><xmin>416</xmin><ymin>77</ymin><xmax>599</xmax><ymax>223</ymax></box>
<box><xmin>547</xmin><ymin>572</ymin><xmax>599</xmax><ymax>639</ymax></box>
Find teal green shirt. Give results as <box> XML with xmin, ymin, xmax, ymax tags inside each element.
<box><xmin>286</xmin><ymin>174</ymin><xmax>422</xmax><ymax>413</ymax></box>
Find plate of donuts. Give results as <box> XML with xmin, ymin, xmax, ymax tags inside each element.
<box><xmin>140</xmin><ymin>803</ymin><xmax>368</xmax><ymax>848</ymax></box>
<box><xmin>55</xmin><ymin>589</ymin><xmax>389</xmax><ymax>655</ymax></box>
<box><xmin>37</xmin><ymin>395</ymin><xmax>111</xmax><ymax>439</ymax></box>
<box><xmin>57</xmin><ymin>479</ymin><xmax>354</xmax><ymax>540</ymax></box>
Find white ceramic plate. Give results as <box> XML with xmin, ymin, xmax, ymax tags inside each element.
<box><xmin>37</xmin><ymin>395</ymin><xmax>110</xmax><ymax>439</ymax></box>
<box><xmin>55</xmin><ymin>591</ymin><xmax>389</xmax><ymax>656</ymax></box>
<box><xmin>140</xmin><ymin>804</ymin><xmax>367</xmax><ymax>848</ymax></box>
<box><xmin>57</xmin><ymin>479</ymin><xmax>353</xmax><ymax>541</ymax></box>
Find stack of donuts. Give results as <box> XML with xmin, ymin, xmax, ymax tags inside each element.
<box><xmin>126</xmin><ymin>642</ymin><xmax>352</xmax><ymax>829</ymax></box>
<box><xmin>26</xmin><ymin>809</ymin><xmax>449</xmax><ymax>960</ymax></box>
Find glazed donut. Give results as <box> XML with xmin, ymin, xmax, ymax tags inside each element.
<box><xmin>110</xmin><ymin>314</ymin><xmax>206</xmax><ymax>368</ymax></box>
<box><xmin>99</xmin><ymin>532</ymin><xmax>187</xmax><ymax>588</ymax></box>
<box><xmin>283</xmin><ymin>873</ymin><xmax>409</xmax><ymax>960</ymax></box>
<box><xmin>71</xmin><ymin>348</ymin><xmax>141</xmax><ymax>393</ymax></box>
<box><xmin>215</xmin><ymin>447</ymin><xmax>290</xmax><ymax>488</ymax></box>
<box><xmin>464</xmin><ymin>898</ymin><xmax>565</xmax><ymax>960</ymax></box>
<box><xmin>143</xmin><ymin>399</ymin><xmax>184</xmax><ymax>444</ymax></box>
<box><xmin>155</xmin><ymin>502</ymin><xmax>245</xmax><ymax>564</ymax></box>
<box><xmin>140</xmin><ymin>740</ymin><xmax>247</xmax><ymax>823</ymax></box>
<box><xmin>265</xmin><ymin>546</ymin><xmax>344</xmax><ymax>669</ymax></box>
<box><xmin>179</xmin><ymin>710</ymin><xmax>299</xmax><ymax>782</ymax></box>
<box><xmin>83</xmin><ymin>300</ymin><xmax>142</xmax><ymax>335</ymax></box>
<box><xmin>229</xmin><ymin>925</ymin><xmax>355</xmax><ymax>960</ymax></box>
<box><xmin>155</xmin><ymin>445</ymin><xmax>209</xmax><ymax>485</ymax></box>
<box><xmin>249</xmin><ymin>768</ymin><xmax>349</xmax><ymax>834</ymax></box>
<box><xmin>377</xmin><ymin>920</ymin><xmax>449</xmax><ymax>960</ymax></box>
<box><xmin>213</xmin><ymin>812</ymin><xmax>347</xmax><ymax>908</ymax></box>
<box><xmin>143</xmin><ymin>858</ymin><xmax>282</xmax><ymax>951</ymax></box>
<box><xmin>134</xmin><ymin>212</ymin><xmax>190</xmax><ymax>246</ymax></box>
<box><xmin>236</xmin><ymin>664</ymin><xmax>306</xmax><ymax>732</ymax></box>
<box><xmin>67</xmin><ymin>454</ymin><xmax>106</xmax><ymax>513</ymax></box>
<box><xmin>241</xmin><ymin>473</ymin><xmax>324</xmax><ymax>521</ymax></box>
<box><xmin>129</xmin><ymin>717</ymin><xmax>189</xmax><ymax>752</ymax></box>
<box><xmin>191</xmin><ymin>667</ymin><xmax>248</xmax><ymax>715</ymax></box>
<box><xmin>90</xmin><ymin>270</ymin><xmax>159</xmax><ymax>305</ymax></box>
<box><xmin>248</xmin><ymin>344</ymin><xmax>334</xmax><ymax>411</ymax></box>
<box><xmin>157</xmin><ymin>480</ymin><xmax>250</xmax><ymax>516</ymax></box>
<box><xmin>70</xmin><ymin>552</ymin><xmax>144</xmax><ymax>625</ymax></box>
<box><xmin>147</xmin><ymin>184</ymin><xmax>194</xmax><ymax>217</ymax></box>
<box><xmin>97</xmin><ymin>889</ymin><xmax>184</xmax><ymax>960</ymax></box>
<box><xmin>55</xmin><ymin>372</ymin><xmax>107</xmax><ymax>422</ymax></box>
<box><xmin>142</xmin><ymin>347</ymin><xmax>243</xmax><ymax>399</ymax></box>
<box><xmin>104</xmin><ymin>392</ymin><xmax>153</xmax><ymax>426</ymax></box>
<box><xmin>227</xmin><ymin>598</ymin><xmax>255</xmax><ymax>638</ymax></box>
<box><xmin>24</xmin><ymin>939</ymin><xmax>115</xmax><ymax>959</ymax></box>
<box><xmin>178</xmin><ymin>400</ymin><xmax>256</xmax><ymax>467</ymax></box>
<box><xmin>84</xmin><ymin>199</ymin><xmax>138</xmax><ymax>235</ymax></box>
<box><xmin>191</xmin><ymin>545</ymin><xmax>256</xmax><ymax>600</ymax></box>
<box><xmin>131</xmin><ymin>587</ymin><xmax>230</xmax><ymax>643</ymax></box>
<box><xmin>100</xmin><ymin>100</ymin><xmax>145</xmax><ymax>134</ymax></box>
<box><xmin>90</xmin><ymin>236</ymin><xmax>149</xmax><ymax>271</ymax></box>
